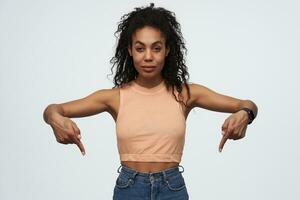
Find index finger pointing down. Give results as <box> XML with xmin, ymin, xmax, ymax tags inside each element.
<box><xmin>78</xmin><ymin>142</ymin><xmax>86</xmax><ymax>156</ymax></box>
<box><xmin>75</xmin><ymin>139</ymin><xmax>86</xmax><ymax>156</ymax></box>
<box><xmin>71</xmin><ymin>124</ymin><xmax>85</xmax><ymax>156</ymax></box>
<box><xmin>219</xmin><ymin>134</ymin><xmax>228</xmax><ymax>153</ymax></box>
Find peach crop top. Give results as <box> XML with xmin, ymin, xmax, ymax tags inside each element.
<box><xmin>115</xmin><ymin>79</ymin><xmax>186</xmax><ymax>163</ymax></box>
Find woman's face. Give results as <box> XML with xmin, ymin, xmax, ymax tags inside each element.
<box><xmin>128</xmin><ymin>26</ymin><xmax>169</xmax><ymax>79</ymax></box>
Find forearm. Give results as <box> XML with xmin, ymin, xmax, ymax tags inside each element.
<box><xmin>43</xmin><ymin>104</ymin><xmax>65</xmax><ymax>124</ymax></box>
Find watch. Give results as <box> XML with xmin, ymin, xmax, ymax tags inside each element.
<box><xmin>240</xmin><ymin>107</ymin><xmax>255</xmax><ymax>124</ymax></box>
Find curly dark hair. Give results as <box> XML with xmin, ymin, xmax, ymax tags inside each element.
<box><xmin>108</xmin><ymin>3</ymin><xmax>191</xmax><ymax>109</ymax></box>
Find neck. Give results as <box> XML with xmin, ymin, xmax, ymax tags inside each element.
<box><xmin>135</xmin><ymin>76</ymin><xmax>164</xmax><ymax>89</ymax></box>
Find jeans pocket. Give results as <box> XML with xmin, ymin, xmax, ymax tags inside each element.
<box><xmin>166</xmin><ymin>173</ymin><xmax>186</xmax><ymax>191</ymax></box>
<box><xmin>115</xmin><ymin>174</ymin><xmax>134</xmax><ymax>189</ymax></box>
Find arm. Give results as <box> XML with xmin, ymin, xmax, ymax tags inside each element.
<box><xmin>190</xmin><ymin>83</ymin><xmax>258</xmax><ymax>152</ymax></box>
<box><xmin>43</xmin><ymin>89</ymin><xmax>113</xmax><ymax>155</ymax></box>
<box><xmin>190</xmin><ymin>83</ymin><xmax>258</xmax><ymax>117</ymax></box>
<box><xmin>43</xmin><ymin>89</ymin><xmax>111</xmax><ymax>124</ymax></box>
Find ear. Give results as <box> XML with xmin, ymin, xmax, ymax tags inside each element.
<box><xmin>128</xmin><ymin>45</ymin><xmax>132</xmax><ymax>56</ymax></box>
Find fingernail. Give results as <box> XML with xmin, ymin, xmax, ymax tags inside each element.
<box><xmin>222</xmin><ymin>131</ymin><xmax>225</xmax><ymax>135</ymax></box>
<box><xmin>78</xmin><ymin>135</ymin><xmax>81</xmax><ymax>139</ymax></box>
<box><xmin>82</xmin><ymin>151</ymin><xmax>85</xmax><ymax>156</ymax></box>
<box><xmin>219</xmin><ymin>148</ymin><xmax>222</xmax><ymax>153</ymax></box>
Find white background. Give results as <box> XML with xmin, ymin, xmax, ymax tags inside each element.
<box><xmin>1</xmin><ymin>0</ymin><xmax>299</xmax><ymax>199</ymax></box>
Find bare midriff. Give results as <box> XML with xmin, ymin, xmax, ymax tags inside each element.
<box><xmin>121</xmin><ymin>161</ymin><xmax>179</xmax><ymax>173</ymax></box>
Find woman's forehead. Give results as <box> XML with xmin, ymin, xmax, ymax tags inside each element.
<box><xmin>132</xmin><ymin>26</ymin><xmax>166</xmax><ymax>45</ymax></box>
<box><xmin>133</xmin><ymin>40</ymin><xmax>163</xmax><ymax>46</ymax></box>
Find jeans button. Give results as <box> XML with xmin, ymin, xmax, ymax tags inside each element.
<box><xmin>129</xmin><ymin>178</ymin><xmax>134</xmax><ymax>184</ymax></box>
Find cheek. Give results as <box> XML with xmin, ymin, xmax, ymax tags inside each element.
<box><xmin>132</xmin><ymin>53</ymin><xmax>143</xmax><ymax>60</ymax></box>
<box><xmin>157</xmin><ymin>56</ymin><xmax>166</xmax><ymax>65</ymax></box>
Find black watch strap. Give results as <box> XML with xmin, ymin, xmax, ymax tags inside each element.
<box><xmin>240</xmin><ymin>108</ymin><xmax>255</xmax><ymax>124</ymax></box>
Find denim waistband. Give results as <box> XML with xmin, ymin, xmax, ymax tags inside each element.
<box><xmin>117</xmin><ymin>164</ymin><xmax>184</xmax><ymax>178</ymax></box>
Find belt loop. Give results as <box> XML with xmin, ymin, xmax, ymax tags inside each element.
<box><xmin>117</xmin><ymin>165</ymin><xmax>122</xmax><ymax>173</ymax></box>
<box><xmin>178</xmin><ymin>165</ymin><xmax>184</xmax><ymax>173</ymax></box>
<box><xmin>132</xmin><ymin>171</ymin><xmax>138</xmax><ymax>179</ymax></box>
<box><xmin>162</xmin><ymin>170</ymin><xmax>168</xmax><ymax>183</ymax></box>
<box><xmin>129</xmin><ymin>171</ymin><xmax>138</xmax><ymax>184</ymax></box>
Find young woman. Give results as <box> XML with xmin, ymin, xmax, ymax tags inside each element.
<box><xmin>43</xmin><ymin>3</ymin><xmax>258</xmax><ymax>199</ymax></box>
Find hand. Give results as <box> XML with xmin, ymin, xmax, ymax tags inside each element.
<box><xmin>218</xmin><ymin>110</ymin><xmax>249</xmax><ymax>152</ymax></box>
<box><xmin>49</xmin><ymin>115</ymin><xmax>86</xmax><ymax>156</ymax></box>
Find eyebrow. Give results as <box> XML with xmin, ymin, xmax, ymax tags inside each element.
<box><xmin>134</xmin><ymin>41</ymin><xmax>163</xmax><ymax>46</ymax></box>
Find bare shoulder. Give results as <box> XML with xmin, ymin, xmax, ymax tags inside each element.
<box><xmin>183</xmin><ymin>82</ymin><xmax>212</xmax><ymax>108</ymax></box>
<box><xmin>101</xmin><ymin>87</ymin><xmax>120</xmax><ymax>121</ymax></box>
<box><xmin>103</xmin><ymin>87</ymin><xmax>120</xmax><ymax>97</ymax></box>
<box><xmin>85</xmin><ymin>87</ymin><xmax>119</xmax><ymax>106</ymax></box>
<box><xmin>178</xmin><ymin>82</ymin><xmax>196</xmax><ymax>108</ymax></box>
<box><xmin>100</xmin><ymin>87</ymin><xmax>120</xmax><ymax>107</ymax></box>
<box><xmin>177</xmin><ymin>82</ymin><xmax>215</xmax><ymax>109</ymax></box>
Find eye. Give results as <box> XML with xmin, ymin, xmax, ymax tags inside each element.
<box><xmin>136</xmin><ymin>47</ymin><xmax>144</xmax><ymax>52</ymax></box>
<box><xmin>154</xmin><ymin>47</ymin><xmax>161</xmax><ymax>51</ymax></box>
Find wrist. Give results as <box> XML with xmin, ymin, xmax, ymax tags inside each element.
<box><xmin>47</xmin><ymin>112</ymin><xmax>62</xmax><ymax>125</ymax></box>
<box><xmin>239</xmin><ymin>107</ymin><xmax>255</xmax><ymax>124</ymax></box>
<box><xmin>43</xmin><ymin>105</ymin><xmax>63</xmax><ymax>125</ymax></box>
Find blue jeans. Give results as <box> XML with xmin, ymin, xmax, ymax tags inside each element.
<box><xmin>113</xmin><ymin>164</ymin><xmax>189</xmax><ymax>200</ymax></box>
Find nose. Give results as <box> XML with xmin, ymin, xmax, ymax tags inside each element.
<box><xmin>144</xmin><ymin>49</ymin><xmax>153</xmax><ymax>61</ymax></box>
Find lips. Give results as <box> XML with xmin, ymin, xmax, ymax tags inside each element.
<box><xmin>141</xmin><ymin>66</ymin><xmax>156</xmax><ymax>72</ymax></box>
<box><xmin>142</xmin><ymin>66</ymin><xmax>156</xmax><ymax>68</ymax></box>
